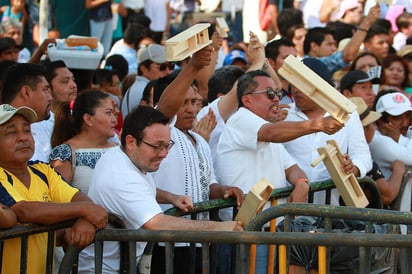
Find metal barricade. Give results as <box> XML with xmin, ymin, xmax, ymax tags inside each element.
<box><xmin>57</xmin><ymin>204</ymin><xmax>412</xmax><ymax>274</ymax></box>
<box><xmin>0</xmin><ymin>220</ymin><xmax>75</xmax><ymax>274</ymax></box>
<box><xmin>0</xmin><ymin>177</ymin><xmax>395</xmax><ymax>274</ymax></box>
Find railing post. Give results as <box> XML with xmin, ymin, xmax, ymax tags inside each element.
<box><xmin>165</xmin><ymin>242</ymin><xmax>174</xmax><ymax>274</ymax></box>
<box><xmin>94</xmin><ymin>240</ymin><xmax>103</xmax><ymax>274</ymax></box>
<box><xmin>236</xmin><ymin>244</ymin><xmax>250</xmax><ymax>274</ymax></box>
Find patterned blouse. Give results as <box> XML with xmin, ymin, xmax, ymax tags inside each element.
<box><xmin>49</xmin><ymin>143</ymin><xmax>115</xmax><ymax>193</ymax></box>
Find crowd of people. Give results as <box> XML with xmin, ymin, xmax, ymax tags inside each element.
<box><xmin>1</xmin><ymin>0</ymin><xmax>412</xmax><ymax>273</ymax></box>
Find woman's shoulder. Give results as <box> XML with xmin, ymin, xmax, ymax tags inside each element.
<box><xmin>49</xmin><ymin>143</ymin><xmax>73</xmax><ymax>162</ymax></box>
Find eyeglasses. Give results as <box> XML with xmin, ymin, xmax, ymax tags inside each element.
<box><xmin>156</xmin><ymin>62</ymin><xmax>175</xmax><ymax>71</ymax></box>
<box><xmin>246</xmin><ymin>87</ymin><xmax>283</xmax><ymax>100</ymax></box>
<box><xmin>139</xmin><ymin>139</ymin><xmax>175</xmax><ymax>154</ymax></box>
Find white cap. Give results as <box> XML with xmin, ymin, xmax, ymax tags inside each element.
<box><xmin>376</xmin><ymin>92</ymin><xmax>412</xmax><ymax>116</ymax></box>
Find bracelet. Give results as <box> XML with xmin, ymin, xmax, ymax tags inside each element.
<box><xmin>357</xmin><ymin>27</ymin><xmax>368</xmax><ymax>32</ymax></box>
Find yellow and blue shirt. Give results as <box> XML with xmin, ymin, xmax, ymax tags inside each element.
<box><xmin>0</xmin><ymin>161</ymin><xmax>79</xmax><ymax>274</ymax></box>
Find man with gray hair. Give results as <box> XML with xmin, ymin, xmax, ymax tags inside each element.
<box><xmin>0</xmin><ymin>18</ymin><xmax>30</xmax><ymax>62</ymax></box>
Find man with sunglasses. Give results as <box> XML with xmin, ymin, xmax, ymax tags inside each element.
<box><xmin>215</xmin><ymin>68</ymin><xmax>344</xmax><ymax>273</ymax></box>
<box><xmin>121</xmin><ymin>43</ymin><xmax>173</xmax><ymax>118</ymax></box>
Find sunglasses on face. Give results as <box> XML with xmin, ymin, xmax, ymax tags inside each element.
<box><xmin>246</xmin><ymin>87</ymin><xmax>283</xmax><ymax>100</ymax></box>
<box><xmin>156</xmin><ymin>62</ymin><xmax>175</xmax><ymax>71</ymax></box>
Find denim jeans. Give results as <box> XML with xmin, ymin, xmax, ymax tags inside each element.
<box><xmin>89</xmin><ymin>18</ymin><xmax>113</xmax><ymax>55</ymax></box>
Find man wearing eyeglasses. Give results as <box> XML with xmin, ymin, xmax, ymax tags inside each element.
<box><xmin>78</xmin><ymin>105</ymin><xmax>243</xmax><ymax>273</ymax></box>
<box><xmin>215</xmin><ymin>69</ymin><xmax>344</xmax><ymax>273</ymax></box>
<box><xmin>121</xmin><ymin>43</ymin><xmax>173</xmax><ymax>118</ymax></box>
<box><xmin>146</xmin><ymin>41</ymin><xmax>245</xmax><ymax>273</ymax></box>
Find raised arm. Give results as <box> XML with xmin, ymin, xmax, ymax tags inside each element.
<box><xmin>195</xmin><ymin>31</ymin><xmax>222</xmax><ymax>102</ymax></box>
<box><xmin>156</xmin><ymin>46</ymin><xmax>213</xmax><ymax>120</ymax></box>
<box><xmin>218</xmin><ymin>31</ymin><xmax>267</xmax><ymax>122</ymax></box>
<box><xmin>342</xmin><ymin>4</ymin><xmax>380</xmax><ymax>63</ymax></box>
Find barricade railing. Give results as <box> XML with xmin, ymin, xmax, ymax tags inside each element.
<box><xmin>0</xmin><ymin>177</ymin><xmax>396</xmax><ymax>274</ymax></box>
<box><xmin>0</xmin><ymin>219</ymin><xmax>75</xmax><ymax>274</ymax></box>
<box><xmin>58</xmin><ymin>204</ymin><xmax>412</xmax><ymax>274</ymax></box>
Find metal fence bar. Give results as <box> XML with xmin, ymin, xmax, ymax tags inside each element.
<box><xmin>46</xmin><ymin>231</ymin><xmax>55</xmax><ymax>274</ymax></box>
<box><xmin>165</xmin><ymin>242</ymin><xmax>174</xmax><ymax>274</ymax></box>
<box><xmin>94</xmin><ymin>240</ymin><xmax>103</xmax><ymax>274</ymax></box>
<box><xmin>20</xmin><ymin>235</ymin><xmax>28</xmax><ymax>274</ymax></box>
<box><xmin>128</xmin><ymin>241</ymin><xmax>137</xmax><ymax>274</ymax></box>
<box><xmin>202</xmin><ymin>244</ymin><xmax>210</xmax><ymax>274</ymax></box>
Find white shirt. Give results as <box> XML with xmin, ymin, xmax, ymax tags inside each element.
<box><xmin>369</xmin><ymin>130</ymin><xmax>412</xmax><ymax>178</ymax></box>
<box><xmin>153</xmin><ymin>126</ymin><xmax>215</xmax><ymax>215</ymax></box>
<box><xmin>196</xmin><ymin>97</ymin><xmax>225</xmax><ymax>170</ymax></box>
<box><xmin>31</xmin><ymin>112</ymin><xmax>54</xmax><ymax>162</ymax></box>
<box><xmin>121</xmin><ymin>76</ymin><xmax>149</xmax><ymax>118</ymax></box>
<box><xmin>283</xmin><ymin>104</ymin><xmax>372</xmax><ymax>205</ymax></box>
<box><xmin>369</xmin><ymin>130</ymin><xmax>412</xmax><ymax>231</ymax></box>
<box><xmin>144</xmin><ymin>0</ymin><xmax>170</xmax><ymax>32</ymax></box>
<box><xmin>222</xmin><ymin>0</ymin><xmax>243</xmax><ymax>12</ymax></box>
<box><xmin>393</xmin><ymin>32</ymin><xmax>408</xmax><ymax>52</ymax></box>
<box><xmin>78</xmin><ymin>146</ymin><xmax>163</xmax><ymax>273</ymax></box>
<box><xmin>106</xmin><ymin>39</ymin><xmax>137</xmax><ymax>74</ymax></box>
<box><xmin>122</xmin><ymin>0</ymin><xmax>144</xmax><ymax>9</ymax></box>
<box><xmin>216</xmin><ymin>107</ymin><xmax>295</xmax><ymax>220</ymax></box>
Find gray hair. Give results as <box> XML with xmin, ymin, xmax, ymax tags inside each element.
<box><xmin>0</xmin><ymin>18</ymin><xmax>22</xmax><ymax>34</ymax></box>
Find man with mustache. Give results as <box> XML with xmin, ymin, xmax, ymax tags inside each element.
<box><xmin>0</xmin><ymin>104</ymin><xmax>108</xmax><ymax>274</ymax></box>
<box><xmin>214</xmin><ymin>68</ymin><xmax>344</xmax><ymax>273</ymax></box>
<box><xmin>1</xmin><ymin>62</ymin><xmax>76</xmax><ymax>162</ymax></box>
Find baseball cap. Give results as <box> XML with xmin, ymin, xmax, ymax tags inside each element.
<box><xmin>336</xmin><ymin>0</ymin><xmax>362</xmax><ymax>19</ymax></box>
<box><xmin>349</xmin><ymin>97</ymin><xmax>381</xmax><ymax>126</ymax></box>
<box><xmin>376</xmin><ymin>92</ymin><xmax>412</xmax><ymax>116</ymax></box>
<box><xmin>223</xmin><ymin>50</ymin><xmax>248</xmax><ymax>66</ymax></box>
<box><xmin>398</xmin><ymin>45</ymin><xmax>412</xmax><ymax>57</ymax></box>
<box><xmin>340</xmin><ymin>70</ymin><xmax>381</xmax><ymax>92</ymax></box>
<box><xmin>138</xmin><ymin>44</ymin><xmax>166</xmax><ymax>63</ymax></box>
<box><xmin>0</xmin><ymin>104</ymin><xmax>37</xmax><ymax>125</ymax></box>
<box><xmin>302</xmin><ymin>58</ymin><xmax>334</xmax><ymax>86</ymax></box>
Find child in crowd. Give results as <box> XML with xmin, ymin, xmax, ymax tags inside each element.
<box><xmin>1</xmin><ymin>0</ymin><xmax>27</xmax><ymax>26</ymax></box>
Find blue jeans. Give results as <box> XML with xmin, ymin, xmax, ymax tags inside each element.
<box><xmin>89</xmin><ymin>18</ymin><xmax>113</xmax><ymax>55</ymax></box>
<box><xmin>225</xmin><ymin>11</ymin><xmax>243</xmax><ymax>43</ymax></box>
